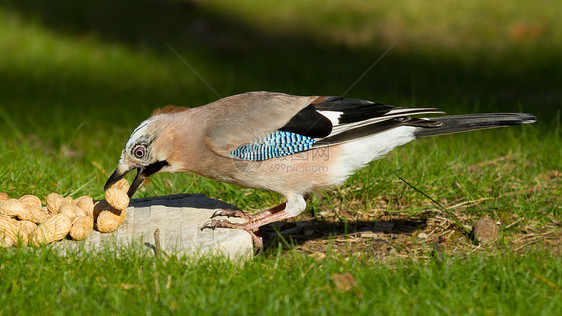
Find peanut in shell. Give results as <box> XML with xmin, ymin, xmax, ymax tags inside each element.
<box><xmin>111</xmin><ymin>178</ymin><xmax>130</xmax><ymax>194</ymax></box>
<box><xmin>18</xmin><ymin>205</ymin><xmax>51</xmax><ymax>223</ymax></box>
<box><xmin>0</xmin><ymin>217</ymin><xmax>19</xmax><ymax>247</ymax></box>
<box><xmin>105</xmin><ymin>187</ymin><xmax>129</xmax><ymax>211</ymax></box>
<box><xmin>16</xmin><ymin>220</ymin><xmax>37</xmax><ymax>236</ymax></box>
<box><xmin>95</xmin><ymin>201</ymin><xmax>127</xmax><ymax>233</ymax></box>
<box><xmin>74</xmin><ymin>205</ymin><xmax>87</xmax><ymax>217</ymax></box>
<box><xmin>0</xmin><ymin>199</ymin><xmax>26</xmax><ymax>218</ymax></box>
<box><xmin>59</xmin><ymin>202</ymin><xmax>77</xmax><ymax>221</ymax></box>
<box><xmin>29</xmin><ymin>214</ymin><xmax>72</xmax><ymax>247</ymax></box>
<box><xmin>19</xmin><ymin>195</ymin><xmax>42</xmax><ymax>208</ymax></box>
<box><xmin>15</xmin><ymin>221</ymin><xmax>37</xmax><ymax>247</ymax></box>
<box><xmin>74</xmin><ymin>196</ymin><xmax>94</xmax><ymax>217</ymax></box>
<box><xmin>46</xmin><ymin>193</ymin><xmax>64</xmax><ymax>214</ymax></box>
<box><xmin>69</xmin><ymin>216</ymin><xmax>94</xmax><ymax>241</ymax></box>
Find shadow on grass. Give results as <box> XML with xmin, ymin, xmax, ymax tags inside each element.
<box><xmin>261</xmin><ymin>217</ymin><xmax>428</xmax><ymax>251</ymax></box>
<box><xmin>1</xmin><ymin>0</ymin><xmax>560</xmax><ymax>125</ymax></box>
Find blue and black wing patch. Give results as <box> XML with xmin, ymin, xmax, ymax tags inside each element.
<box><xmin>230</xmin><ymin>131</ymin><xmax>316</xmax><ymax>161</ymax></box>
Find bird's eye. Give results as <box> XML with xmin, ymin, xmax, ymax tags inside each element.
<box><xmin>133</xmin><ymin>145</ymin><xmax>146</xmax><ymax>159</ymax></box>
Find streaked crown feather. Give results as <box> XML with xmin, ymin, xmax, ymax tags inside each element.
<box><xmin>152</xmin><ymin>105</ymin><xmax>187</xmax><ymax>116</ymax></box>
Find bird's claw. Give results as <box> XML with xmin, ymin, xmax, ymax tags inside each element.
<box><xmin>210</xmin><ymin>209</ymin><xmax>251</xmax><ymax>220</ymax></box>
<box><xmin>200</xmin><ymin>219</ymin><xmax>258</xmax><ymax>232</ymax></box>
<box><xmin>210</xmin><ymin>210</ymin><xmax>224</xmax><ymax>219</ymax></box>
<box><xmin>200</xmin><ymin>220</ymin><xmax>221</xmax><ymax>231</ymax></box>
<box><xmin>200</xmin><ymin>219</ymin><xmax>242</xmax><ymax>231</ymax></box>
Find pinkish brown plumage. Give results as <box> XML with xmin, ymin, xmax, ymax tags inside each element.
<box><xmin>105</xmin><ymin>91</ymin><xmax>535</xmax><ymax>247</ymax></box>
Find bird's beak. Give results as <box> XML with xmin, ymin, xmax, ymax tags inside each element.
<box><xmin>105</xmin><ymin>160</ymin><xmax>169</xmax><ymax>198</ymax></box>
<box><xmin>104</xmin><ymin>166</ymin><xmax>145</xmax><ymax>198</ymax></box>
<box><xmin>128</xmin><ymin>168</ymin><xmax>146</xmax><ymax>198</ymax></box>
<box><xmin>104</xmin><ymin>168</ymin><xmax>127</xmax><ymax>192</ymax></box>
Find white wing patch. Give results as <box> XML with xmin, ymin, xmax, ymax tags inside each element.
<box><xmin>317</xmin><ymin>110</ymin><xmax>343</xmax><ymax>126</ymax></box>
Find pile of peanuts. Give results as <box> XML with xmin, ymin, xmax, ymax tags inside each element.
<box><xmin>0</xmin><ymin>179</ymin><xmax>130</xmax><ymax>247</ymax></box>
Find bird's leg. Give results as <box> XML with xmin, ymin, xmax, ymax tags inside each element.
<box><xmin>201</xmin><ymin>203</ymin><xmax>292</xmax><ymax>248</ymax></box>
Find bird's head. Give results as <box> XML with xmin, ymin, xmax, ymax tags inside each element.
<box><xmin>104</xmin><ymin>114</ymin><xmax>177</xmax><ymax>197</ymax></box>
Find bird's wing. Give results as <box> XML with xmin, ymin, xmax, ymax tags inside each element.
<box><xmin>204</xmin><ymin>91</ymin><xmax>319</xmax><ymax>157</ymax></box>
<box><xmin>205</xmin><ymin>92</ymin><xmax>444</xmax><ymax>161</ymax></box>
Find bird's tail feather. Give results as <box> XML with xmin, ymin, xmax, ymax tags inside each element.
<box><xmin>413</xmin><ymin>113</ymin><xmax>536</xmax><ymax>138</ymax></box>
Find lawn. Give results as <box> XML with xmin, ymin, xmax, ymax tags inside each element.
<box><xmin>0</xmin><ymin>0</ymin><xmax>560</xmax><ymax>314</ymax></box>
<box><xmin>1</xmin><ymin>247</ymin><xmax>560</xmax><ymax>315</ymax></box>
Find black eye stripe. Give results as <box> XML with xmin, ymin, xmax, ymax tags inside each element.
<box><xmin>143</xmin><ymin>160</ymin><xmax>169</xmax><ymax>177</ymax></box>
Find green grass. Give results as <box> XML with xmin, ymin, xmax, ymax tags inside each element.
<box><xmin>1</xmin><ymin>246</ymin><xmax>560</xmax><ymax>315</ymax></box>
<box><xmin>0</xmin><ymin>0</ymin><xmax>560</xmax><ymax>314</ymax></box>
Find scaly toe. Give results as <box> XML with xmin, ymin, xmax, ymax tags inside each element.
<box><xmin>200</xmin><ymin>219</ymin><xmax>244</xmax><ymax>231</ymax></box>
<box><xmin>200</xmin><ymin>220</ymin><xmax>220</xmax><ymax>231</ymax></box>
<box><xmin>210</xmin><ymin>209</ymin><xmax>251</xmax><ymax>220</ymax></box>
<box><xmin>210</xmin><ymin>210</ymin><xmax>225</xmax><ymax>219</ymax></box>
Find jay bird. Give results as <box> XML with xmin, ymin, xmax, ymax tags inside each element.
<box><xmin>104</xmin><ymin>91</ymin><xmax>535</xmax><ymax>246</ymax></box>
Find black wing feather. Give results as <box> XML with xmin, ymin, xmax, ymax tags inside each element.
<box><xmin>279</xmin><ymin>96</ymin><xmax>445</xmax><ymax>146</ymax></box>
<box><xmin>279</xmin><ymin>97</ymin><xmax>397</xmax><ymax>138</ymax></box>
<box><xmin>279</xmin><ymin>104</ymin><xmax>333</xmax><ymax>138</ymax></box>
<box><xmin>314</xmin><ymin>119</ymin><xmax>404</xmax><ymax>146</ymax></box>
<box><xmin>313</xmin><ymin>96</ymin><xmax>395</xmax><ymax>124</ymax></box>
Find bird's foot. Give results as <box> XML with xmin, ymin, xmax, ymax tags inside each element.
<box><xmin>210</xmin><ymin>209</ymin><xmax>252</xmax><ymax>221</ymax></box>
<box><xmin>200</xmin><ymin>219</ymin><xmax>263</xmax><ymax>249</ymax></box>
<box><xmin>201</xmin><ymin>205</ymin><xmax>291</xmax><ymax>250</ymax></box>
